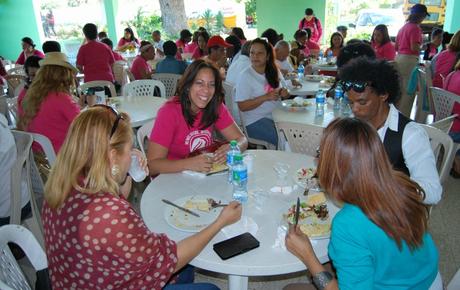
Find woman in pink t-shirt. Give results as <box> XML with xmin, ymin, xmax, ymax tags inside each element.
<box><xmin>395</xmin><ymin>4</ymin><xmax>429</xmax><ymax>117</ymax></box>
<box><xmin>148</xmin><ymin>60</ymin><xmax>248</xmax><ymax>175</ymax></box>
<box><xmin>130</xmin><ymin>41</ymin><xmax>155</xmax><ymax>80</ymax></box>
<box><xmin>15</xmin><ymin>37</ymin><xmax>45</xmax><ymax>65</ymax></box>
<box><xmin>175</xmin><ymin>29</ymin><xmax>193</xmax><ymax>60</ymax></box>
<box><xmin>116</xmin><ymin>27</ymin><xmax>140</xmax><ymax>51</ymax></box>
<box><xmin>371</xmin><ymin>24</ymin><xmax>396</xmax><ymax>61</ymax></box>
<box><xmin>17</xmin><ymin>52</ymin><xmax>80</xmax><ymax>153</ymax></box>
<box><xmin>192</xmin><ymin>31</ymin><xmax>210</xmax><ymax>60</ymax></box>
<box><xmin>432</xmin><ymin>30</ymin><xmax>460</xmax><ymax>88</ymax></box>
<box><xmin>43</xmin><ymin>106</ymin><xmax>242</xmax><ymax>289</ymax></box>
<box><xmin>324</xmin><ymin>32</ymin><xmax>344</xmax><ymax>58</ymax></box>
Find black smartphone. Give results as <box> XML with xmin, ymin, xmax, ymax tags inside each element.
<box><xmin>213</xmin><ymin>232</ymin><xmax>260</xmax><ymax>260</ymax></box>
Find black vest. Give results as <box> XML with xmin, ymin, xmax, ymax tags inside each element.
<box><xmin>383</xmin><ymin>112</ymin><xmax>411</xmax><ymax>176</ymax></box>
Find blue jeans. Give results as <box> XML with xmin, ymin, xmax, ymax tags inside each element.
<box><xmin>246</xmin><ymin>117</ymin><xmax>278</xmax><ymax>147</ymax></box>
<box><xmin>163</xmin><ymin>265</ymin><xmax>219</xmax><ymax>290</ymax></box>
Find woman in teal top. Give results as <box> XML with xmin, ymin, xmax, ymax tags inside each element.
<box><xmin>285</xmin><ymin>118</ymin><xmax>440</xmax><ymax>290</ymax></box>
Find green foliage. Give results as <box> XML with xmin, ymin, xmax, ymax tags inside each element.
<box><xmin>67</xmin><ymin>0</ymin><xmax>88</xmax><ymax>7</ymax></box>
<box><xmin>56</xmin><ymin>24</ymin><xmax>83</xmax><ymax>41</ymax></box>
<box><xmin>350</xmin><ymin>3</ymin><xmax>369</xmax><ymax>15</ymax></box>
<box><xmin>123</xmin><ymin>8</ymin><xmax>162</xmax><ymax>41</ymax></box>
<box><xmin>202</xmin><ymin>9</ymin><xmax>215</xmax><ymax>32</ymax></box>
<box><xmin>198</xmin><ymin>9</ymin><xmax>228</xmax><ymax>35</ymax></box>
<box><xmin>215</xmin><ymin>11</ymin><xmax>225</xmax><ymax>33</ymax></box>
<box><xmin>245</xmin><ymin>0</ymin><xmax>257</xmax><ymax>24</ymax></box>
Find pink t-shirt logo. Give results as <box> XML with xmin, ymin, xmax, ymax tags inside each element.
<box><xmin>185</xmin><ymin>130</ymin><xmax>212</xmax><ymax>152</ymax></box>
<box><xmin>264</xmin><ymin>84</ymin><xmax>275</xmax><ymax>93</ymax></box>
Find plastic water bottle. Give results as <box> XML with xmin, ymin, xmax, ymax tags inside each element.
<box><xmin>297</xmin><ymin>62</ymin><xmax>305</xmax><ymax>80</ymax></box>
<box><xmin>232</xmin><ymin>154</ymin><xmax>248</xmax><ymax>203</ymax></box>
<box><xmin>327</xmin><ymin>50</ymin><xmax>333</xmax><ymax>63</ymax></box>
<box><xmin>227</xmin><ymin>140</ymin><xmax>240</xmax><ymax>183</ymax></box>
<box><xmin>318</xmin><ymin>50</ymin><xmax>324</xmax><ymax>64</ymax></box>
<box><xmin>341</xmin><ymin>92</ymin><xmax>352</xmax><ymax>116</ymax></box>
<box><xmin>315</xmin><ymin>89</ymin><xmax>325</xmax><ymax>117</ymax></box>
<box><xmin>334</xmin><ymin>84</ymin><xmax>343</xmax><ymax>111</ymax></box>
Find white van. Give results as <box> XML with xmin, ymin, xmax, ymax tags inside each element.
<box><xmin>349</xmin><ymin>9</ymin><xmax>405</xmax><ymax>38</ymax></box>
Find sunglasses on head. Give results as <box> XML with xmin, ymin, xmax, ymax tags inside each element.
<box><xmin>93</xmin><ymin>104</ymin><xmax>124</xmax><ymax>138</ymax></box>
<box><xmin>340</xmin><ymin>81</ymin><xmax>369</xmax><ymax>93</ymax></box>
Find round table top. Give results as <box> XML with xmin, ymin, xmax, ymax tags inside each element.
<box><xmin>312</xmin><ymin>63</ymin><xmax>338</xmax><ymax>72</ymax></box>
<box><xmin>140</xmin><ymin>150</ymin><xmax>337</xmax><ymax>277</ymax></box>
<box><xmin>273</xmin><ymin>98</ymin><xmax>347</xmax><ymax>128</ymax></box>
<box><xmin>114</xmin><ymin>95</ymin><xmax>166</xmax><ymax>127</ymax></box>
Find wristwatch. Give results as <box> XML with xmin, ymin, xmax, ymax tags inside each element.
<box><xmin>312</xmin><ymin>271</ymin><xmax>333</xmax><ymax>290</ymax></box>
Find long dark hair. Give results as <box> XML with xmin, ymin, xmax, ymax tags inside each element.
<box><xmin>318</xmin><ymin>118</ymin><xmax>429</xmax><ymax>250</ymax></box>
<box><xmin>175</xmin><ymin>60</ymin><xmax>224</xmax><ymax>129</ymax></box>
<box><xmin>124</xmin><ymin>27</ymin><xmax>137</xmax><ymax>42</ymax></box>
<box><xmin>329</xmin><ymin>32</ymin><xmax>344</xmax><ymax>49</ymax></box>
<box><xmin>251</xmin><ymin>38</ymin><xmax>279</xmax><ymax>89</ymax></box>
<box><xmin>371</xmin><ymin>24</ymin><xmax>391</xmax><ymax>46</ymax></box>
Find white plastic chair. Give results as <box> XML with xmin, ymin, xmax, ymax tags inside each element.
<box><xmin>6</xmin><ymin>66</ymin><xmax>25</xmax><ymax>76</ymax></box>
<box><xmin>112</xmin><ymin>61</ymin><xmax>129</xmax><ymax>92</ymax></box>
<box><xmin>136</xmin><ymin>121</ymin><xmax>154</xmax><ymax>155</ymax></box>
<box><xmin>151</xmin><ymin>73</ymin><xmax>181</xmax><ymax>98</ymax></box>
<box><xmin>238</xmin><ymin>110</ymin><xmax>276</xmax><ymax>150</ymax></box>
<box><xmin>5</xmin><ymin>75</ymin><xmax>25</xmax><ymax>98</ymax></box>
<box><xmin>10</xmin><ymin>131</ymin><xmax>45</xmax><ymax>248</ymax></box>
<box><xmin>276</xmin><ymin>121</ymin><xmax>324</xmax><ymax>157</ymax></box>
<box><xmin>123</xmin><ymin>79</ymin><xmax>166</xmax><ymax>98</ymax></box>
<box><xmin>447</xmin><ymin>267</ymin><xmax>460</xmax><ymax>290</ymax></box>
<box><xmin>222</xmin><ymin>81</ymin><xmax>241</xmax><ymax>126</ymax></box>
<box><xmin>420</xmin><ymin>124</ymin><xmax>455</xmax><ymax>185</ymax></box>
<box><xmin>79</xmin><ymin>80</ymin><xmax>117</xmax><ymax>98</ymax></box>
<box><xmin>430</xmin><ymin>114</ymin><xmax>457</xmax><ymax>134</ymax></box>
<box><xmin>415</xmin><ymin>65</ymin><xmax>434</xmax><ymax>123</ymax></box>
<box><xmin>30</xmin><ymin>133</ymin><xmax>56</xmax><ymax>166</ymax></box>
<box><xmin>0</xmin><ymin>225</ymin><xmax>49</xmax><ymax>290</ymax></box>
<box><xmin>430</xmin><ymin>87</ymin><xmax>460</xmax><ymax>122</ymax></box>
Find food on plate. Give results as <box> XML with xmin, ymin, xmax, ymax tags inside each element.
<box><xmin>299</xmin><ymin>223</ymin><xmax>331</xmax><ymax>237</ymax></box>
<box><xmin>209</xmin><ymin>162</ymin><xmax>228</xmax><ymax>174</ymax></box>
<box><xmin>305</xmin><ymin>75</ymin><xmax>323</xmax><ymax>82</ymax></box>
<box><xmin>324</xmin><ymin>76</ymin><xmax>336</xmax><ymax>85</ymax></box>
<box><xmin>307</xmin><ymin>192</ymin><xmax>326</xmax><ymax>205</ymax></box>
<box><xmin>184</xmin><ymin>199</ymin><xmax>211</xmax><ymax>212</ymax></box>
<box><xmin>284</xmin><ymin>99</ymin><xmax>311</xmax><ymax>109</ymax></box>
<box><xmin>295</xmin><ymin>167</ymin><xmax>319</xmax><ymax>187</ymax></box>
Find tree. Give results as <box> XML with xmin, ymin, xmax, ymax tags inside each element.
<box><xmin>159</xmin><ymin>0</ymin><xmax>188</xmax><ymax>36</ymax></box>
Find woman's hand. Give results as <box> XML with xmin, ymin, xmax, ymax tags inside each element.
<box><xmin>285</xmin><ymin>224</ymin><xmax>316</xmax><ymax>263</ymax></box>
<box><xmin>185</xmin><ymin>153</ymin><xmax>213</xmax><ymax>172</ymax></box>
<box><xmin>264</xmin><ymin>88</ymin><xmax>281</xmax><ymax>102</ymax></box>
<box><xmin>215</xmin><ymin>201</ymin><xmax>242</xmax><ymax>227</ymax></box>
<box><xmin>280</xmin><ymin>88</ymin><xmax>290</xmax><ymax>99</ymax></box>
<box><xmin>213</xmin><ymin>143</ymin><xmax>230</xmax><ymax>164</ymax></box>
<box><xmin>131</xmin><ymin>149</ymin><xmax>149</xmax><ymax>175</ymax></box>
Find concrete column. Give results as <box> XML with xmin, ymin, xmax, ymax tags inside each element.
<box><xmin>104</xmin><ymin>0</ymin><xmax>119</xmax><ymax>41</ymax></box>
<box><xmin>444</xmin><ymin>0</ymin><xmax>460</xmax><ymax>33</ymax></box>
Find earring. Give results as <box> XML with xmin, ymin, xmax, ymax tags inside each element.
<box><xmin>111</xmin><ymin>165</ymin><xmax>120</xmax><ymax>177</ymax></box>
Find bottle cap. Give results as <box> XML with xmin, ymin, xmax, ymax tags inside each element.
<box><xmin>230</xmin><ymin>140</ymin><xmax>237</xmax><ymax>146</ymax></box>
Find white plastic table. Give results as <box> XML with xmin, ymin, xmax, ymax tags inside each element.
<box><xmin>114</xmin><ymin>95</ymin><xmax>166</xmax><ymax>127</ymax></box>
<box><xmin>273</xmin><ymin>98</ymin><xmax>348</xmax><ymax>128</ymax></box>
<box><xmin>140</xmin><ymin>150</ymin><xmax>337</xmax><ymax>290</ymax></box>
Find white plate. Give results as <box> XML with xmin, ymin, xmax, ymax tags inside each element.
<box><xmin>164</xmin><ymin>195</ymin><xmax>222</xmax><ymax>232</ymax></box>
<box><xmin>294</xmin><ymin>167</ymin><xmax>316</xmax><ymax>188</ymax></box>
<box><xmin>281</xmin><ymin>99</ymin><xmax>312</xmax><ymax>111</ymax></box>
<box><xmin>304</xmin><ymin>75</ymin><xmax>323</xmax><ymax>82</ymax></box>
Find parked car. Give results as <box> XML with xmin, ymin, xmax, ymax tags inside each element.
<box><xmin>349</xmin><ymin>9</ymin><xmax>405</xmax><ymax>39</ymax></box>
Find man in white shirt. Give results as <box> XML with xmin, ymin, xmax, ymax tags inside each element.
<box><xmin>226</xmin><ymin>40</ymin><xmax>251</xmax><ymax>85</ymax></box>
<box><xmin>152</xmin><ymin>30</ymin><xmax>165</xmax><ymax>57</ymax></box>
<box><xmin>274</xmin><ymin>40</ymin><xmax>294</xmax><ymax>75</ymax></box>
<box><xmin>0</xmin><ymin>114</ymin><xmax>31</xmax><ymax>225</ymax></box>
<box><xmin>339</xmin><ymin>57</ymin><xmax>442</xmax><ymax>204</ymax></box>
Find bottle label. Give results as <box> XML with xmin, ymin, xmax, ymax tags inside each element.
<box><xmin>227</xmin><ymin>153</ymin><xmax>234</xmax><ymax>165</ymax></box>
<box><xmin>233</xmin><ymin>169</ymin><xmax>248</xmax><ymax>183</ymax></box>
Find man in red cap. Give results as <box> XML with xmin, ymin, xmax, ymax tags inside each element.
<box><xmin>204</xmin><ymin>35</ymin><xmax>232</xmax><ymax>72</ymax></box>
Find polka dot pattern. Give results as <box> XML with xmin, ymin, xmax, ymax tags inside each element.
<box><xmin>43</xmin><ymin>191</ymin><xmax>178</xmax><ymax>289</ymax></box>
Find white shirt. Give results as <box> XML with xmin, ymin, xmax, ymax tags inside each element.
<box><xmin>377</xmin><ymin>104</ymin><xmax>442</xmax><ymax>204</ymax></box>
<box><xmin>153</xmin><ymin>40</ymin><xmax>165</xmax><ymax>52</ymax></box>
<box><xmin>226</xmin><ymin>54</ymin><xmax>250</xmax><ymax>85</ymax></box>
<box><xmin>0</xmin><ymin>114</ymin><xmax>29</xmax><ymax>217</ymax></box>
<box><xmin>235</xmin><ymin>66</ymin><xmax>287</xmax><ymax>126</ymax></box>
<box><xmin>276</xmin><ymin>59</ymin><xmax>294</xmax><ymax>73</ymax></box>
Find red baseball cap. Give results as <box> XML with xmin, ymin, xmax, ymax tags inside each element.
<box><xmin>207</xmin><ymin>36</ymin><xmax>232</xmax><ymax>48</ymax></box>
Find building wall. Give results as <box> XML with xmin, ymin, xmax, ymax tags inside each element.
<box><xmin>256</xmin><ymin>0</ymin><xmax>326</xmax><ymax>43</ymax></box>
<box><xmin>0</xmin><ymin>0</ymin><xmax>42</xmax><ymax>61</ymax></box>
<box><xmin>444</xmin><ymin>0</ymin><xmax>460</xmax><ymax>33</ymax></box>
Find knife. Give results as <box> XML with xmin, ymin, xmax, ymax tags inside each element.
<box><xmin>162</xmin><ymin>199</ymin><xmax>200</xmax><ymax>217</ymax></box>
<box><xmin>295</xmin><ymin>197</ymin><xmax>300</xmax><ymax>227</ymax></box>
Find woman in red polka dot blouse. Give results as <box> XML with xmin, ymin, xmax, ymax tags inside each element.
<box><xmin>42</xmin><ymin>106</ymin><xmax>242</xmax><ymax>289</ymax></box>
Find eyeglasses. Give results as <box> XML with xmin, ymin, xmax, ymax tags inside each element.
<box><xmin>340</xmin><ymin>81</ymin><xmax>369</xmax><ymax>93</ymax></box>
<box><xmin>93</xmin><ymin>104</ymin><xmax>124</xmax><ymax>138</ymax></box>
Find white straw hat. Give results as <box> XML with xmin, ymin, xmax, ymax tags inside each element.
<box><xmin>39</xmin><ymin>52</ymin><xmax>78</xmax><ymax>74</ymax></box>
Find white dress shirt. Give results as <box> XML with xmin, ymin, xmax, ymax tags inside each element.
<box><xmin>226</xmin><ymin>54</ymin><xmax>250</xmax><ymax>85</ymax></box>
<box><xmin>377</xmin><ymin>104</ymin><xmax>442</xmax><ymax>204</ymax></box>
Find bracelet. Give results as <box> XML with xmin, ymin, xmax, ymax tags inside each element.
<box><xmin>312</xmin><ymin>271</ymin><xmax>333</xmax><ymax>290</ymax></box>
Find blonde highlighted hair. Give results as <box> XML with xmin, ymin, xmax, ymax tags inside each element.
<box><xmin>44</xmin><ymin>107</ymin><xmax>132</xmax><ymax>209</ymax></box>
<box><xmin>17</xmin><ymin>65</ymin><xmax>75</xmax><ymax>130</ymax></box>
